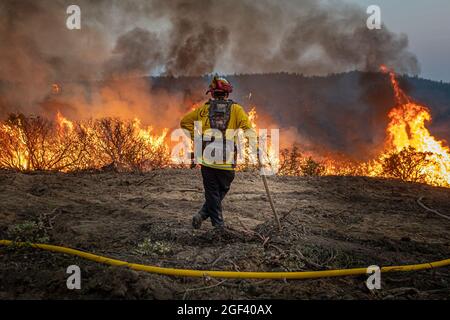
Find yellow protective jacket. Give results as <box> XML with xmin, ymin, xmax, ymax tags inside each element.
<box><xmin>180</xmin><ymin>100</ymin><xmax>253</xmax><ymax>170</ymax></box>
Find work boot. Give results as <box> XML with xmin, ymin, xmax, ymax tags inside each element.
<box><xmin>192</xmin><ymin>213</ymin><xmax>203</xmax><ymax>229</ymax></box>
<box><xmin>213</xmin><ymin>224</ymin><xmax>227</xmax><ymax>237</ymax></box>
<box><xmin>214</xmin><ymin>224</ymin><xmax>225</xmax><ymax>232</ymax></box>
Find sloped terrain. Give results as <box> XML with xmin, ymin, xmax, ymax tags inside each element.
<box><xmin>0</xmin><ymin>169</ymin><xmax>449</xmax><ymax>299</ymax></box>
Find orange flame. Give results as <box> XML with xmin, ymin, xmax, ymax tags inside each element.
<box><xmin>1</xmin><ymin>76</ymin><xmax>449</xmax><ymax>187</ymax></box>
<box><xmin>56</xmin><ymin>111</ymin><xmax>74</xmax><ymax>133</ymax></box>
<box><xmin>379</xmin><ymin>66</ymin><xmax>450</xmax><ymax>186</ymax></box>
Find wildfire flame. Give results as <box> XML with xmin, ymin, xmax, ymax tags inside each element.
<box><xmin>248</xmin><ymin>107</ymin><xmax>257</xmax><ymax>129</ymax></box>
<box><xmin>378</xmin><ymin>66</ymin><xmax>450</xmax><ymax>186</ymax></box>
<box><xmin>56</xmin><ymin>111</ymin><xmax>74</xmax><ymax>133</ymax></box>
<box><xmin>0</xmin><ymin>70</ymin><xmax>448</xmax><ymax>187</ymax></box>
<box><xmin>133</xmin><ymin>117</ymin><xmax>168</xmax><ymax>147</ymax></box>
<box><xmin>247</xmin><ymin>106</ymin><xmax>279</xmax><ymax>171</ymax></box>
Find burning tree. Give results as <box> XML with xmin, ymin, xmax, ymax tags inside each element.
<box><xmin>86</xmin><ymin>118</ymin><xmax>148</xmax><ymax>172</ymax></box>
<box><xmin>80</xmin><ymin>118</ymin><xmax>170</xmax><ymax>172</ymax></box>
<box><xmin>278</xmin><ymin>147</ymin><xmax>325</xmax><ymax>177</ymax></box>
<box><xmin>377</xmin><ymin>66</ymin><xmax>450</xmax><ymax>187</ymax></box>
<box><xmin>0</xmin><ymin>113</ymin><xmax>86</xmax><ymax>171</ymax></box>
<box><xmin>0</xmin><ymin>114</ymin><xmax>170</xmax><ymax>173</ymax></box>
<box><xmin>381</xmin><ymin>147</ymin><xmax>435</xmax><ymax>183</ymax></box>
<box><xmin>301</xmin><ymin>157</ymin><xmax>325</xmax><ymax>176</ymax></box>
<box><xmin>278</xmin><ymin>147</ymin><xmax>302</xmax><ymax>176</ymax></box>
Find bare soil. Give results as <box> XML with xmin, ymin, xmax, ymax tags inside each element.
<box><xmin>0</xmin><ymin>169</ymin><xmax>449</xmax><ymax>299</ymax></box>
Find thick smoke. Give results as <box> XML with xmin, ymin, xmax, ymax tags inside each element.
<box><xmin>148</xmin><ymin>0</ymin><xmax>420</xmax><ymax>76</ymax></box>
<box><xmin>104</xmin><ymin>27</ymin><xmax>162</xmax><ymax>78</ymax></box>
<box><xmin>0</xmin><ymin>0</ymin><xmax>423</xmax><ymax>156</ymax></box>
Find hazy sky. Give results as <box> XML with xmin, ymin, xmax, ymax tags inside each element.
<box><xmin>346</xmin><ymin>0</ymin><xmax>450</xmax><ymax>82</ymax></box>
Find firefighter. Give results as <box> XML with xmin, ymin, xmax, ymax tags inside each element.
<box><xmin>180</xmin><ymin>75</ymin><xmax>253</xmax><ymax>230</ymax></box>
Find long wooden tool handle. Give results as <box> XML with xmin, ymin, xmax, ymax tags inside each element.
<box><xmin>261</xmin><ymin>174</ymin><xmax>282</xmax><ymax>231</ymax></box>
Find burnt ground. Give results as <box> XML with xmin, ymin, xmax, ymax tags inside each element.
<box><xmin>0</xmin><ymin>168</ymin><xmax>449</xmax><ymax>300</ymax></box>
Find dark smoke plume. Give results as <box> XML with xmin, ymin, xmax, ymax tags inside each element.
<box><xmin>147</xmin><ymin>0</ymin><xmax>419</xmax><ymax>76</ymax></box>
<box><xmin>104</xmin><ymin>27</ymin><xmax>162</xmax><ymax>78</ymax></box>
<box><xmin>0</xmin><ymin>0</ymin><xmax>424</xmax><ymax>159</ymax></box>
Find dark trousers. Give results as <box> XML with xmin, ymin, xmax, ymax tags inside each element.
<box><xmin>199</xmin><ymin>165</ymin><xmax>235</xmax><ymax>227</ymax></box>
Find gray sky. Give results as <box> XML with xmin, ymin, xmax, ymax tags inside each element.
<box><xmin>346</xmin><ymin>0</ymin><xmax>450</xmax><ymax>82</ymax></box>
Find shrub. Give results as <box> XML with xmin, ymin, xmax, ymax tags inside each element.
<box><xmin>134</xmin><ymin>238</ymin><xmax>172</xmax><ymax>256</ymax></box>
<box><xmin>7</xmin><ymin>220</ymin><xmax>50</xmax><ymax>243</ymax></box>
<box><xmin>0</xmin><ymin>113</ymin><xmax>87</xmax><ymax>171</ymax></box>
<box><xmin>301</xmin><ymin>156</ymin><xmax>325</xmax><ymax>176</ymax></box>
<box><xmin>278</xmin><ymin>146</ymin><xmax>303</xmax><ymax>176</ymax></box>
<box><xmin>381</xmin><ymin>146</ymin><xmax>435</xmax><ymax>183</ymax></box>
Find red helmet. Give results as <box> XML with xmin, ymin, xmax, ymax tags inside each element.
<box><xmin>206</xmin><ymin>75</ymin><xmax>233</xmax><ymax>97</ymax></box>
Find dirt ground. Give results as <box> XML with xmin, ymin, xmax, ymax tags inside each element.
<box><xmin>0</xmin><ymin>168</ymin><xmax>449</xmax><ymax>300</ymax></box>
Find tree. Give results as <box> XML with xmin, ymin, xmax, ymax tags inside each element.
<box><xmin>301</xmin><ymin>156</ymin><xmax>325</xmax><ymax>176</ymax></box>
<box><xmin>381</xmin><ymin>146</ymin><xmax>434</xmax><ymax>183</ymax></box>
<box><xmin>0</xmin><ymin>113</ymin><xmax>86</xmax><ymax>171</ymax></box>
<box><xmin>278</xmin><ymin>146</ymin><xmax>303</xmax><ymax>176</ymax></box>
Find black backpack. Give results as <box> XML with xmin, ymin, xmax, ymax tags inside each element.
<box><xmin>207</xmin><ymin>99</ymin><xmax>233</xmax><ymax>132</ymax></box>
<box><xmin>203</xmin><ymin>99</ymin><xmax>237</xmax><ymax>165</ymax></box>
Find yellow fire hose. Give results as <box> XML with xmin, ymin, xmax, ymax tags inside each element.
<box><xmin>1</xmin><ymin>240</ymin><xmax>449</xmax><ymax>279</ymax></box>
